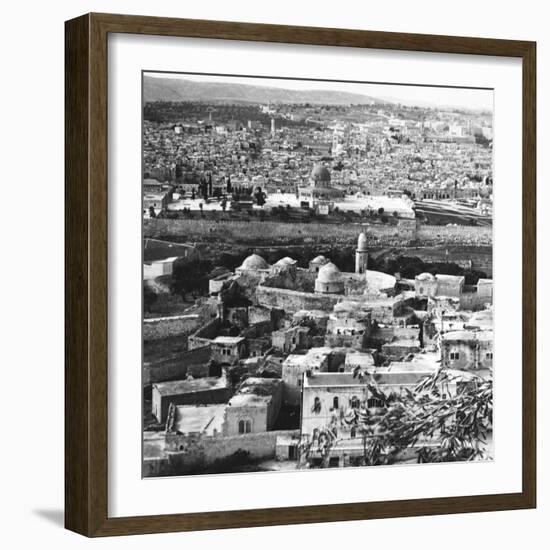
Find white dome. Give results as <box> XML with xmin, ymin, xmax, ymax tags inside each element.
<box><xmin>274</xmin><ymin>256</ymin><xmax>296</xmax><ymax>267</ymax></box>
<box><xmin>240</xmin><ymin>254</ymin><xmax>269</xmax><ymax>270</ymax></box>
<box><xmin>310</xmin><ymin>255</ymin><xmax>329</xmax><ymax>265</ymax></box>
<box><xmin>416</xmin><ymin>272</ymin><xmax>436</xmax><ymax>281</ymax></box>
<box><xmin>317</xmin><ymin>262</ymin><xmax>342</xmax><ymax>283</ymax></box>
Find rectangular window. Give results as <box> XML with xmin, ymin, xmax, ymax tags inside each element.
<box><xmin>450</xmin><ymin>352</ymin><xmax>460</xmax><ymax>360</ymax></box>
<box><xmin>486</xmin><ymin>352</ymin><xmax>493</xmax><ymax>359</ymax></box>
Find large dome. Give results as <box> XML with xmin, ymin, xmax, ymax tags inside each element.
<box><xmin>310</xmin><ymin>163</ymin><xmax>331</xmax><ymax>185</ymax></box>
<box><xmin>317</xmin><ymin>262</ymin><xmax>342</xmax><ymax>283</ymax></box>
<box><xmin>240</xmin><ymin>254</ymin><xmax>269</xmax><ymax>270</ymax></box>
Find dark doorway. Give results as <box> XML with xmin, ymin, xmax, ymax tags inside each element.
<box><xmin>288</xmin><ymin>445</ymin><xmax>297</xmax><ymax>460</ymax></box>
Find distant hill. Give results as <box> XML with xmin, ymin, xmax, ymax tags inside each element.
<box><xmin>143</xmin><ymin>75</ymin><xmax>380</xmax><ymax>105</ymax></box>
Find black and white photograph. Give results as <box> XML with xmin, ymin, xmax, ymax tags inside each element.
<box><xmin>142</xmin><ymin>72</ymin><xmax>494</xmax><ymax>477</ymax></box>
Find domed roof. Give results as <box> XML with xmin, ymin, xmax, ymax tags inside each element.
<box><xmin>310</xmin><ymin>255</ymin><xmax>329</xmax><ymax>265</ymax></box>
<box><xmin>416</xmin><ymin>272</ymin><xmax>436</xmax><ymax>281</ymax></box>
<box><xmin>316</xmin><ymin>262</ymin><xmax>342</xmax><ymax>283</ymax></box>
<box><xmin>357</xmin><ymin>232</ymin><xmax>368</xmax><ymax>251</ymax></box>
<box><xmin>333</xmin><ymin>300</ymin><xmax>361</xmax><ymax>313</ymax></box>
<box><xmin>310</xmin><ymin>163</ymin><xmax>331</xmax><ymax>185</ymax></box>
<box><xmin>240</xmin><ymin>254</ymin><xmax>269</xmax><ymax>270</ymax></box>
<box><xmin>273</xmin><ymin>256</ymin><xmax>296</xmax><ymax>267</ymax></box>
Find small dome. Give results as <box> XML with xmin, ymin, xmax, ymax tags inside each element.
<box><xmin>310</xmin><ymin>163</ymin><xmax>331</xmax><ymax>185</ymax></box>
<box><xmin>317</xmin><ymin>262</ymin><xmax>342</xmax><ymax>283</ymax></box>
<box><xmin>310</xmin><ymin>255</ymin><xmax>329</xmax><ymax>265</ymax></box>
<box><xmin>416</xmin><ymin>272</ymin><xmax>436</xmax><ymax>281</ymax></box>
<box><xmin>333</xmin><ymin>301</ymin><xmax>360</xmax><ymax>313</ymax></box>
<box><xmin>357</xmin><ymin>232</ymin><xmax>368</xmax><ymax>251</ymax></box>
<box><xmin>274</xmin><ymin>256</ymin><xmax>296</xmax><ymax>267</ymax></box>
<box><xmin>240</xmin><ymin>254</ymin><xmax>269</xmax><ymax>270</ymax></box>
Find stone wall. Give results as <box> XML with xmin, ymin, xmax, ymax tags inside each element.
<box><xmin>145</xmin><ymin>218</ymin><xmax>492</xmax><ymax>249</ymax></box>
<box><xmin>256</xmin><ymin>285</ymin><xmax>341</xmax><ymax>314</ymax></box>
<box><xmin>143</xmin><ymin>345</ymin><xmax>212</xmax><ymax>386</ymax></box>
<box><xmin>143</xmin><ymin>314</ymin><xmax>202</xmax><ymax>341</ymax></box>
<box><xmin>163</xmin><ymin>429</ymin><xmax>300</xmax><ymax>475</ymax></box>
<box><xmin>187</xmin><ymin>318</ymin><xmax>221</xmax><ymax>350</ymax></box>
<box><xmin>143</xmin><ymin>456</ymin><xmax>172</xmax><ymax>477</ymax></box>
<box><xmin>459</xmin><ymin>291</ymin><xmax>493</xmax><ymax>311</ymax></box>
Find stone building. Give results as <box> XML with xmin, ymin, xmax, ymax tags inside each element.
<box><xmin>282</xmin><ymin>348</ymin><xmax>332</xmax><ymax>406</ymax></box>
<box><xmin>235</xmin><ymin>254</ymin><xmax>270</xmax><ymax>276</ymax></box>
<box><xmin>298</xmin><ymin>164</ymin><xmax>345</xmax><ymax>213</ymax></box>
<box><xmin>223</xmin><ymin>378</ymin><xmax>283</xmax><ymax>436</ymax></box>
<box><xmin>324</xmin><ymin>301</ymin><xmax>372</xmax><ymax>348</ymax></box>
<box><xmin>300</xmin><ymin>368</ymin><xmax>466</xmax><ymax>466</ymax></box>
<box><xmin>441</xmin><ymin>329</ymin><xmax>493</xmax><ymax>372</ymax></box>
<box><xmin>210</xmin><ymin>336</ymin><xmax>247</xmax><ymax>365</ymax></box>
<box><xmin>415</xmin><ymin>272</ymin><xmax>465</xmax><ymax>298</ymax></box>
<box><xmin>315</xmin><ymin>262</ymin><xmax>345</xmax><ymax>294</ymax></box>
<box><xmin>152</xmin><ymin>373</ymin><xmax>230</xmax><ymax>423</ymax></box>
<box><xmin>309</xmin><ymin>255</ymin><xmax>329</xmax><ymax>273</ymax></box>
<box><xmin>271</xmin><ymin>325</ymin><xmax>310</xmax><ymax>354</ymax></box>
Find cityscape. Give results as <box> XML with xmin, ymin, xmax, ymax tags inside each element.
<box><xmin>142</xmin><ymin>73</ymin><xmax>494</xmax><ymax>477</ymax></box>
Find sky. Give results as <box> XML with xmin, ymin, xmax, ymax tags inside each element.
<box><xmin>145</xmin><ymin>71</ymin><xmax>493</xmax><ymax>112</ymax></box>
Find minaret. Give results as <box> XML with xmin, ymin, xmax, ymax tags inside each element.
<box><xmin>355</xmin><ymin>232</ymin><xmax>368</xmax><ymax>274</ymax></box>
<box><xmin>271</xmin><ymin>118</ymin><xmax>276</xmax><ymax>137</ymax></box>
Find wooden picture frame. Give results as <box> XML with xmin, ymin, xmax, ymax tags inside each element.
<box><xmin>65</xmin><ymin>12</ymin><xmax>536</xmax><ymax>537</ymax></box>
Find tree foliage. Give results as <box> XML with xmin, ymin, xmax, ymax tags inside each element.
<box><xmin>170</xmin><ymin>258</ymin><xmax>212</xmax><ymax>299</ymax></box>
<box><xmin>300</xmin><ymin>369</ymin><xmax>493</xmax><ymax>468</ymax></box>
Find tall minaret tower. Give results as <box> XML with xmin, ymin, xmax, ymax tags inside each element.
<box><xmin>355</xmin><ymin>232</ymin><xmax>368</xmax><ymax>274</ymax></box>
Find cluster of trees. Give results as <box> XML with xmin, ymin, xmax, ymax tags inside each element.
<box><xmin>170</xmin><ymin>258</ymin><xmax>213</xmax><ymax>300</ymax></box>
<box><xmin>144</xmin><ymin>101</ymin><xmax>310</xmax><ymax>129</ymax></box>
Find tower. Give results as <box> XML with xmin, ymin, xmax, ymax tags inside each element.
<box><xmin>271</xmin><ymin>118</ymin><xmax>276</xmax><ymax>137</ymax></box>
<box><xmin>355</xmin><ymin>232</ymin><xmax>368</xmax><ymax>274</ymax></box>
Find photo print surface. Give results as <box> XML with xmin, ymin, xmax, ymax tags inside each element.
<box><xmin>142</xmin><ymin>72</ymin><xmax>494</xmax><ymax>478</ymax></box>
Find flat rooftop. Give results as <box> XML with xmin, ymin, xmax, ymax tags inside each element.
<box><xmin>442</xmin><ymin>329</ymin><xmax>493</xmax><ymax>342</ymax></box>
<box><xmin>173</xmin><ymin>404</ymin><xmax>226</xmax><ymax>435</ymax></box>
<box><xmin>283</xmin><ymin>348</ymin><xmax>332</xmax><ymax>368</ymax></box>
<box><xmin>153</xmin><ymin>375</ymin><xmax>227</xmax><ymax>397</ymax></box>
<box><xmin>229</xmin><ymin>377</ymin><xmax>282</xmax><ymax>407</ymax></box>
<box><xmin>303</xmin><ymin>370</ymin><xmax>435</xmax><ymax>388</ymax></box>
<box><xmin>345</xmin><ymin>352</ymin><xmax>374</xmax><ymax>366</ymax></box>
<box><xmin>212</xmin><ymin>336</ymin><xmax>245</xmax><ymax>345</ymax></box>
<box><xmin>435</xmin><ymin>274</ymin><xmax>465</xmax><ymax>283</ymax></box>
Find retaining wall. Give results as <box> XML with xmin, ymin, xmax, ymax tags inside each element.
<box><xmin>143</xmin><ymin>314</ymin><xmax>202</xmax><ymax>341</ymax></box>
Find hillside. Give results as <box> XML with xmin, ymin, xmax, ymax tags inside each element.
<box><xmin>143</xmin><ymin>75</ymin><xmax>380</xmax><ymax>105</ymax></box>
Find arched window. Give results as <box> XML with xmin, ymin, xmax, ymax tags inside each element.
<box><xmin>351</xmin><ymin>396</ymin><xmax>360</xmax><ymax>409</ymax></box>
<box><xmin>312</xmin><ymin>397</ymin><xmax>321</xmax><ymax>414</ymax></box>
<box><xmin>333</xmin><ymin>396</ymin><xmax>339</xmax><ymax>410</ymax></box>
<box><xmin>350</xmin><ymin>427</ymin><xmax>356</xmax><ymax>438</ymax></box>
<box><xmin>239</xmin><ymin>419</ymin><xmax>252</xmax><ymax>434</ymax></box>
